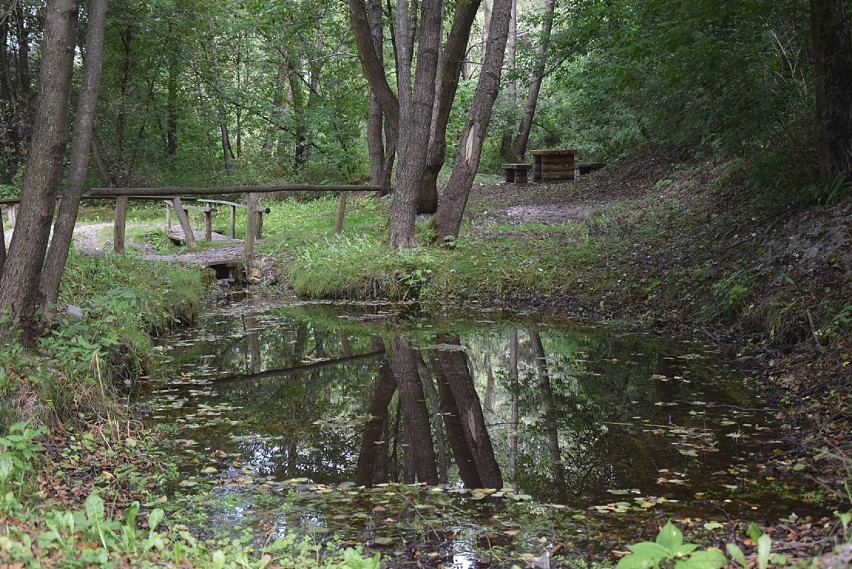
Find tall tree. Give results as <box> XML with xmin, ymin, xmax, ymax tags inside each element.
<box><xmin>417</xmin><ymin>0</ymin><xmax>482</xmax><ymax>214</ymax></box>
<box><xmin>40</xmin><ymin>0</ymin><xmax>109</xmax><ymax>316</ymax></box>
<box><xmin>512</xmin><ymin>0</ymin><xmax>555</xmax><ymax>160</ymax></box>
<box><xmin>0</xmin><ymin>0</ymin><xmax>78</xmax><ymax>340</ymax></box>
<box><xmin>810</xmin><ymin>0</ymin><xmax>852</xmax><ymax>184</ymax></box>
<box><xmin>433</xmin><ymin>0</ymin><xmax>512</xmax><ymax>241</ymax></box>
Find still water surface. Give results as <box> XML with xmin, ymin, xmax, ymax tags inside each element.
<box><xmin>139</xmin><ymin>293</ymin><xmax>816</xmax><ymax>563</ymax></box>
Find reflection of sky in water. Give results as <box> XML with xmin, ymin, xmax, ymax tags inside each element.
<box><xmin>140</xmin><ymin>298</ymin><xmax>826</xmax><ymax>557</ymax></box>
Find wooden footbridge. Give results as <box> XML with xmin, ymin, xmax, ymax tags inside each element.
<box><xmin>1</xmin><ymin>184</ymin><xmax>382</xmax><ymax>279</ymax></box>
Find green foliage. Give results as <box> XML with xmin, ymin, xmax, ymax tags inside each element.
<box><xmin>616</xmin><ymin>522</ymin><xmax>727</xmax><ymax>569</ymax></box>
<box><xmin>0</xmin><ymin>422</ymin><xmax>46</xmax><ymax>511</ymax></box>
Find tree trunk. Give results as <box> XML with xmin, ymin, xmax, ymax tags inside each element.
<box><xmin>500</xmin><ymin>0</ymin><xmax>517</xmax><ymax>162</ymax></box>
<box><xmin>390</xmin><ymin>336</ymin><xmax>439</xmax><ymax>485</ymax></box>
<box><xmin>208</xmin><ymin>20</ymin><xmax>232</xmax><ymax>173</ymax></box>
<box><xmin>116</xmin><ymin>25</ymin><xmax>133</xmax><ymax>183</ymax></box>
<box><xmin>432</xmin><ymin>334</ymin><xmax>503</xmax><ymax>489</ymax></box>
<box><xmin>166</xmin><ymin>41</ymin><xmax>178</xmax><ymax>156</ymax></box>
<box><xmin>39</xmin><ymin>0</ymin><xmax>108</xmax><ymax>318</ymax></box>
<box><xmin>367</xmin><ymin>0</ymin><xmax>387</xmax><ymax>185</ymax></box>
<box><xmin>433</xmin><ymin>0</ymin><xmax>512</xmax><ymax>241</ymax></box>
<box><xmin>0</xmin><ymin>0</ymin><xmax>78</xmax><ymax>340</ymax></box>
<box><xmin>512</xmin><ymin>0</ymin><xmax>555</xmax><ymax>160</ymax></box>
<box><xmin>810</xmin><ymin>0</ymin><xmax>852</xmax><ymax>184</ymax></box>
<box><xmin>348</xmin><ymin>0</ymin><xmax>400</xmax><ymax>134</ymax></box>
<box><xmin>417</xmin><ymin>0</ymin><xmax>482</xmax><ymax>215</ymax></box>
<box><xmin>390</xmin><ymin>0</ymin><xmax>444</xmax><ymax>249</ymax></box>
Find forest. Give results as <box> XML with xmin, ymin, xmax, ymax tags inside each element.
<box><xmin>0</xmin><ymin>0</ymin><xmax>850</xmax><ymax>567</ymax></box>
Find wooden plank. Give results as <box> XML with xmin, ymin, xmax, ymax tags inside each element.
<box><xmin>88</xmin><ymin>184</ymin><xmax>382</xmax><ymax>197</ymax></box>
<box><xmin>114</xmin><ymin>196</ymin><xmax>128</xmax><ymax>254</ymax></box>
<box><xmin>171</xmin><ymin>197</ymin><xmax>197</xmax><ymax>247</ymax></box>
<box><xmin>0</xmin><ymin>207</ymin><xmax>6</xmax><ymax>278</ymax></box>
<box><xmin>254</xmin><ymin>209</ymin><xmax>263</xmax><ymax>240</ymax></box>
<box><xmin>243</xmin><ymin>193</ymin><xmax>257</xmax><ymax>273</ymax></box>
<box><xmin>335</xmin><ymin>192</ymin><xmax>347</xmax><ymax>234</ymax></box>
<box><xmin>204</xmin><ymin>210</ymin><xmax>213</xmax><ymax>241</ymax></box>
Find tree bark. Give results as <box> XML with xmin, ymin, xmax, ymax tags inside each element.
<box><xmin>389</xmin><ymin>0</ymin><xmax>444</xmax><ymax>249</ymax></box>
<box><xmin>500</xmin><ymin>0</ymin><xmax>517</xmax><ymax>162</ymax></box>
<box><xmin>348</xmin><ymin>0</ymin><xmax>400</xmax><ymax>134</ymax></box>
<box><xmin>507</xmin><ymin>330</ymin><xmax>519</xmax><ymax>485</ymax></box>
<box><xmin>512</xmin><ymin>0</ymin><xmax>555</xmax><ymax>160</ymax></box>
<box><xmin>366</xmin><ymin>0</ymin><xmax>388</xmax><ymax>186</ymax></box>
<box><xmin>417</xmin><ymin>0</ymin><xmax>482</xmax><ymax>215</ymax></box>
<box><xmin>810</xmin><ymin>0</ymin><xmax>852</xmax><ymax>184</ymax></box>
<box><xmin>39</xmin><ymin>0</ymin><xmax>108</xmax><ymax>318</ymax></box>
<box><xmin>208</xmin><ymin>19</ymin><xmax>232</xmax><ymax>173</ymax></box>
<box><xmin>390</xmin><ymin>336</ymin><xmax>439</xmax><ymax>484</ymax></box>
<box><xmin>433</xmin><ymin>0</ymin><xmax>512</xmax><ymax>241</ymax></box>
<box><xmin>0</xmin><ymin>0</ymin><xmax>78</xmax><ymax>340</ymax></box>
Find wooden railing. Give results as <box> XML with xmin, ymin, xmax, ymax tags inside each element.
<box><xmin>1</xmin><ymin>185</ymin><xmax>383</xmax><ymax>261</ymax></box>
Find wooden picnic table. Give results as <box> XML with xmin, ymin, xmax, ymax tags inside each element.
<box><xmin>530</xmin><ymin>149</ymin><xmax>576</xmax><ymax>181</ymax></box>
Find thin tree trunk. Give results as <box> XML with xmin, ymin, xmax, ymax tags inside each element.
<box><xmin>416</xmin><ymin>354</ymin><xmax>448</xmax><ymax>483</ymax></box>
<box><xmin>810</xmin><ymin>0</ymin><xmax>852</xmax><ymax>183</ymax></box>
<box><xmin>209</xmin><ymin>20</ymin><xmax>232</xmax><ymax>173</ymax></box>
<box><xmin>40</xmin><ymin>0</ymin><xmax>108</xmax><ymax>318</ymax></box>
<box><xmin>367</xmin><ymin>0</ymin><xmax>386</xmax><ymax>185</ymax></box>
<box><xmin>433</xmin><ymin>0</ymin><xmax>512</xmax><ymax>241</ymax></box>
<box><xmin>0</xmin><ymin>0</ymin><xmax>78</xmax><ymax>340</ymax></box>
<box><xmin>512</xmin><ymin>0</ymin><xmax>555</xmax><ymax>160</ymax></box>
<box><xmin>500</xmin><ymin>0</ymin><xmax>517</xmax><ymax>162</ymax></box>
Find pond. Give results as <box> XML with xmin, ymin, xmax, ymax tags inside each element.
<box><xmin>138</xmin><ymin>293</ymin><xmax>822</xmax><ymax>567</ymax></box>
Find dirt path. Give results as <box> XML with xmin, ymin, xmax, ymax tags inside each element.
<box><xmin>3</xmin><ymin>221</ymin><xmax>247</xmax><ymax>268</ymax></box>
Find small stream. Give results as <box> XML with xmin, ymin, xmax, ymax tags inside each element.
<box><xmin>138</xmin><ymin>292</ymin><xmax>822</xmax><ymax>566</ymax></box>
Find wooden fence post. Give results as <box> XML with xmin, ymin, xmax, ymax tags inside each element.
<box><xmin>114</xmin><ymin>196</ymin><xmax>128</xmax><ymax>254</ymax></box>
<box><xmin>229</xmin><ymin>205</ymin><xmax>236</xmax><ymax>238</ymax></box>
<box><xmin>204</xmin><ymin>210</ymin><xmax>213</xmax><ymax>241</ymax></box>
<box><xmin>255</xmin><ymin>209</ymin><xmax>263</xmax><ymax>240</ymax></box>
<box><xmin>172</xmin><ymin>197</ymin><xmax>197</xmax><ymax>247</ymax></box>
<box><xmin>244</xmin><ymin>193</ymin><xmax>258</xmax><ymax>274</ymax></box>
<box><xmin>335</xmin><ymin>192</ymin><xmax>347</xmax><ymax>234</ymax></box>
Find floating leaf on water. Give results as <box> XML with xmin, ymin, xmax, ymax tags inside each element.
<box><xmin>201</xmin><ymin>466</ymin><xmax>218</xmax><ymax>474</ymax></box>
<box><xmin>678</xmin><ymin>449</ymin><xmax>699</xmax><ymax>457</ymax></box>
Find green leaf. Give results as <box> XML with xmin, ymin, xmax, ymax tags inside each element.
<box><xmin>148</xmin><ymin>508</ymin><xmax>165</xmax><ymax>533</ymax></box>
<box><xmin>726</xmin><ymin>543</ymin><xmax>747</xmax><ymax>567</ymax></box>
<box><xmin>757</xmin><ymin>534</ymin><xmax>772</xmax><ymax>569</ymax></box>
<box><xmin>747</xmin><ymin>523</ymin><xmax>762</xmax><ymax>543</ymax></box>
<box><xmin>616</xmin><ymin>553</ymin><xmax>661</xmax><ymax>569</ymax></box>
<box><xmin>656</xmin><ymin>521</ymin><xmax>684</xmax><ymax>553</ymax></box>
<box><xmin>627</xmin><ymin>541</ymin><xmax>669</xmax><ymax>559</ymax></box>
<box><xmin>674</xmin><ymin>550</ymin><xmax>728</xmax><ymax>569</ymax></box>
<box><xmin>84</xmin><ymin>492</ymin><xmax>105</xmax><ymax>522</ymax></box>
<box><xmin>373</xmin><ymin>537</ymin><xmax>394</xmax><ymax>546</ymax></box>
<box><xmin>675</xmin><ymin>544</ymin><xmax>699</xmax><ymax>557</ymax></box>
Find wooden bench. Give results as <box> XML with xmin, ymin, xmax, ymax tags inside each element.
<box><xmin>576</xmin><ymin>162</ymin><xmax>606</xmax><ymax>176</ymax></box>
<box><xmin>502</xmin><ymin>163</ymin><xmax>532</xmax><ymax>184</ymax></box>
